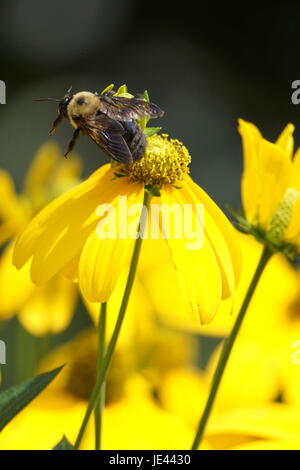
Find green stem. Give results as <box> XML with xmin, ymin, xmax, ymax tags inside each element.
<box><xmin>74</xmin><ymin>190</ymin><xmax>151</xmax><ymax>450</ymax></box>
<box><xmin>94</xmin><ymin>302</ymin><xmax>106</xmax><ymax>450</ymax></box>
<box><xmin>191</xmin><ymin>245</ymin><xmax>273</xmax><ymax>450</ymax></box>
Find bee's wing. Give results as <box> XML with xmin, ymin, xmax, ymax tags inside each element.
<box><xmin>98</xmin><ymin>95</ymin><xmax>164</xmax><ymax>122</ymax></box>
<box><xmin>76</xmin><ymin>114</ymin><xmax>133</xmax><ymax>164</ymax></box>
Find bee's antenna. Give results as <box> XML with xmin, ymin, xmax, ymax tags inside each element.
<box><xmin>34</xmin><ymin>98</ymin><xmax>61</xmax><ymax>102</ymax></box>
<box><xmin>67</xmin><ymin>85</ymin><xmax>73</xmax><ymax>95</ymax></box>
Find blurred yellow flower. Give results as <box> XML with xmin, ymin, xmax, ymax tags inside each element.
<box><xmin>158</xmin><ymin>367</ymin><xmax>300</xmax><ymax>449</ymax></box>
<box><xmin>13</xmin><ymin>134</ymin><xmax>241</xmax><ymax>324</ymax></box>
<box><xmin>230</xmin><ymin>438</ymin><xmax>300</xmax><ymax>450</ymax></box>
<box><xmin>0</xmin><ymin>328</ymin><xmax>194</xmax><ymax>450</ymax></box>
<box><xmin>140</xmin><ymin>230</ymin><xmax>299</xmax><ymax>339</ymax></box>
<box><xmin>238</xmin><ymin>120</ymin><xmax>300</xmax><ymax>257</ymax></box>
<box><xmin>199</xmin><ymin>232</ymin><xmax>300</xmax><ymax>410</ymax></box>
<box><xmin>0</xmin><ymin>142</ymin><xmax>81</xmax><ymax>335</ymax></box>
<box><xmin>207</xmin><ymin>404</ymin><xmax>300</xmax><ymax>450</ymax></box>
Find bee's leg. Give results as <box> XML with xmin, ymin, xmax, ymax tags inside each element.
<box><xmin>64</xmin><ymin>128</ymin><xmax>80</xmax><ymax>158</ymax></box>
<box><xmin>49</xmin><ymin>114</ymin><xmax>63</xmax><ymax>136</ymax></box>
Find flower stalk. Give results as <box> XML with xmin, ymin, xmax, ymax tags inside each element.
<box><xmin>74</xmin><ymin>190</ymin><xmax>151</xmax><ymax>450</ymax></box>
<box><xmin>94</xmin><ymin>302</ymin><xmax>107</xmax><ymax>450</ymax></box>
<box><xmin>191</xmin><ymin>245</ymin><xmax>273</xmax><ymax>450</ymax></box>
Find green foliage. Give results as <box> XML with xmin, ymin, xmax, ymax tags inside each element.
<box><xmin>144</xmin><ymin>127</ymin><xmax>162</xmax><ymax>137</ymax></box>
<box><xmin>0</xmin><ymin>365</ymin><xmax>64</xmax><ymax>431</ymax></box>
<box><xmin>53</xmin><ymin>436</ymin><xmax>74</xmax><ymax>450</ymax></box>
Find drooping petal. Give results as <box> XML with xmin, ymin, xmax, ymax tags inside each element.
<box><xmin>13</xmin><ymin>165</ymin><xmax>109</xmax><ymax>270</ymax></box>
<box><xmin>160</xmin><ymin>185</ymin><xmax>222</xmax><ymax>324</ymax></box>
<box><xmin>79</xmin><ymin>181</ymin><xmax>144</xmax><ymax>302</ymax></box>
<box><xmin>14</xmin><ymin>165</ymin><xmax>139</xmax><ymax>285</ymax></box>
<box><xmin>181</xmin><ymin>175</ymin><xmax>242</xmax><ymax>298</ymax></box>
<box><xmin>61</xmin><ymin>255</ymin><xmax>80</xmax><ymax>282</ymax></box>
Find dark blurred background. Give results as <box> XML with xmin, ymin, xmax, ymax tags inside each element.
<box><xmin>1</xmin><ymin>0</ymin><xmax>300</xmax><ymax>208</ymax></box>
<box><xmin>1</xmin><ymin>0</ymin><xmax>300</xmax><ymax>385</ymax></box>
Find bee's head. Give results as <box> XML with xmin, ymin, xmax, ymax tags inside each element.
<box><xmin>58</xmin><ymin>86</ymin><xmax>73</xmax><ymax>118</ymax></box>
<box><xmin>35</xmin><ymin>86</ymin><xmax>74</xmax><ymax>135</ymax></box>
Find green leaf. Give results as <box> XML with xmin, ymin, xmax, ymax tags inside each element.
<box><xmin>100</xmin><ymin>83</ymin><xmax>114</xmax><ymax>94</ymax></box>
<box><xmin>144</xmin><ymin>127</ymin><xmax>162</xmax><ymax>137</ymax></box>
<box><xmin>53</xmin><ymin>436</ymin><xmax>74</xmax><ymax>450</ymax></box>
<box><xmin>143</xmin><ymin>90</ymin><xmax>150</xmax><ymax>102</ymax></box>
<box><xmin>0</xmin><ymin>365</ymin><xmax>64</xmax><ymax>431</ymax></box>
<box><xmin>117</xmin><ymin>84</ymin><xmax>127</xmax><ymax>95</ymax></box>
<box><xmin>146</xmin><ymin>185</ymin><xmax>161</xmax><ymax>197</ymax></box>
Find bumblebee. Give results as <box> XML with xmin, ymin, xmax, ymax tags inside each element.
<box><xmin>39</xmin><ymin>86</ymin><xmax>164</xmax><ymax>164</ymax></box>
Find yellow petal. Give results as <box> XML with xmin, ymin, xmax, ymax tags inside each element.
<box><xmin>0</xmin><ymin>391</ymin><xmax>86</xmax><ymax>450</ymax></box>
<box><xmin>159</xmin><ymin>369</ymin><xmax>208</xmax><ymax>428</ymax></box>
<box><xmin>0</xmin><ymin>241</ymin><xmax>35</xmax><ymax>320</ymax></box>
<box><xmin>291</xmin><ymin>146</ymin><xmax>300</xmax><ymax>191</ymax></box>
<box><xmin>14</xmin><ymin>165</ymin><xmax>130</xmax><ymax>285</ymax></box>
<box><xmin>0</xmin><ymin>170</ymin><xmax>29</xmax><ymax>243</ymax></box>
<box><xmin>13</xmin><ymin>165</ymin><xmax>108</xmax><ymax>269</ymax></box>
<box><xmin>61</xmin><ymin>255</ymin><xmax>80</xmax><ymax>282</ymax></box>
<box><xmin>23</xmin><ymin>141</ymin><xmax>61</xmax><ymax>205</ymax></box>
<box><xmin>101</xmin><ymin>392</ymin><xmax>193</xmax><ymax>450</ymax></box>
<box><xmin>206</xmin><ymin>339</ymin><xmax>279</xmax><ymax>413</ymax></box>
<box><xmin>238</xmin><ymin>119</ymin><xmax>262</xmax><ymax>222</ymax></box>
<box><xmin>275</xmin><ymin>123</ymin><xmax>295</xmax><ymax>159</ymax></box>
<box><xmin>160</xmin><ymin>186</ymin><xmax>222</xmax><ymax>324</ymax></box>
<box><xmin>84</xmin><ymin>274</ymin><xmax>153</xmax><ymax>349</ymax></box>
<box><xmin>23</xmin><ymin>141</ymin><xmax>83</xmax><ymax>211</ymax></box>
<box><xmin>18</xmin><ymin>275</ymin><xmax>77</xmax><ymax>336</ymax></box>
<box><xmin>208</xmin><ymin>404</ymin><xmax>300</xmax><ymax>443</ymax></box>
<box><xmin>79</xmin><ymin>183</ymin><xmax>144</xmax><ymax>302</ymax></box>
<box><xmin>256</xmin><ymin>139</ymin><xmax>292</xmax><ymax>228</ymax></box>
<box><xmin>182</xmin><ymin>175</ymin><xmax>242</xmax><ymax>297</ymax></box>
<box><xmin>231</xmin><ymin>439</ymin><xmax>300</xmax><ymax>450</ymax></box>
<box><xmin>238</xmin><ymin>120</ymin><xmax>292</xmax><ymax>228</ymax></box>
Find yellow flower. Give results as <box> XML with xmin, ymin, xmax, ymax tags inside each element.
<box><xmin>238</xmin><ymin>119</ymin><xmax>300</xmax><ymax>256</ymax></box>
<box><xmin>158</xmin><ymin>367</ymin><xmax>300</xmax><ymax>449</ymax></box>
<box><xmin>0</xmin><ymin>142</ymin><xmax>81</xmax><ymax>335</ymax></box>
<box><xmin>13</xmin><ymin>134</ymin><xmax>241</xmax><ymax>324</ymax></box>
<box><xmin>207</xmin><ymin>404</ymin><xmax>300</xmax><ymax>450</ymax></box>
<box><xmin>230</xmin><ymin>438</ymin><xmax>300</xmax><ymax>450</ymax></box>
<box><xmin>197</xmin><ymin>232</ymin><xmax>300</xmax><ymax>410</ymax></box>
<box><xmin>136</xmin><ymin>230</ymin><xmax>299</xmax><ymax>340</ymax></box>
<box><xmin>0</xmin><ymin>328</ymin><xmax>193</xmax><ymax>450</ymax></box>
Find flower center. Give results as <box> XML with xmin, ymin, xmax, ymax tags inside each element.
<box><xmin>126</xmin><ymin>134</ymin><xmax>191</xmax><ymax>186</ymax></box>
<box><xmin>64</xmin><ymin>331</ymin><xmax>130</xmax><ymax>405</ymax></box>
<box><xmin>267</xmin><ymin>188</ymin><xmax>300</xmax><ymax>242</ymax></box>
